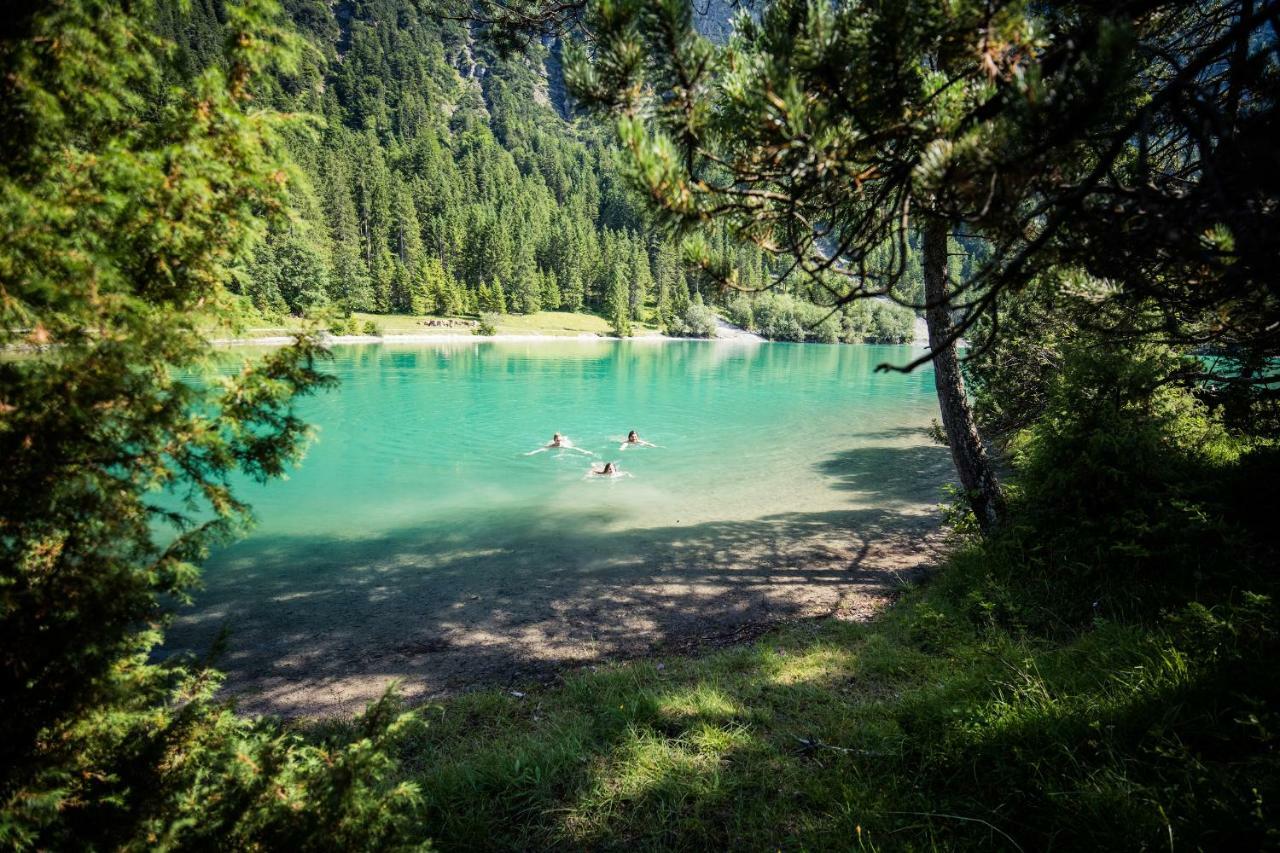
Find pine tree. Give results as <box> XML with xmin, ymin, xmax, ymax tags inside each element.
<box><xmin>542</xmin><ymin>268</ymin><xmax>562</xmax><ymax>310</ymax></box>
<box><xmin>0</xmin><ymin>2</ymin><xmax>420</xmax><ymax>845</ymax></box>
<box><xmin>562</xmin><ymin>268</ymin><xmax>585</xmax><ymax>312</ymax></box>
<box><xmin>629</xmin><ymin>237</ymin><xmax>653</xmax><ymax>322</ymax></box>
<box><xmin>275</xmin><ymin>228</ymin><xmax>331</xmax><ymax>314</ymax></box>
<box><xmin>606</xmin><ymin>261</ymin><xmax>632</xmax><ymax>337</ymax></box>
<box><xmin>496</xmin><ymin>279</ymin><xmax>509</xmax><ymax>313</ymax></box>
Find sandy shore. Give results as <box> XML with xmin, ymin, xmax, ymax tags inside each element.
<box><xmin>209</xmin><ymin>330</ymin><xmax>768</xmax><ymax>347</ymax></box>
<box><xmin>165</xmin><ymin>488</ymin><xmax>951</xmax><ymax>719</ymax></box>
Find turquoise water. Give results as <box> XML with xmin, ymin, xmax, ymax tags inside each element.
<box><xmin>219</xmin><ymin>340</ymin><xmax>943</xmax><ymax>537</ymax></box>
<box><xmin>165</xmin><ymin>339</ymin><xmax>952</xmax><ymax>712</ymax></box>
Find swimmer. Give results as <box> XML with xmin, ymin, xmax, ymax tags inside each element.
<box><xmin>526</xmin><ymin>432</ymin><xmax>594</xmax><ymax>456</ymax></box>
<box><xmin>619</xmin><ymin>429</ymin><xmax>657</xmax><ymax>450</ymax></box>
<box><xmin>589</xmin><ymin>461</ymin><xmax>631</xmax><ymax>478</ymax></box>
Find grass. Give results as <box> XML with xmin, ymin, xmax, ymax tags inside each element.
<box><xmin>212</xmin><ymin>311</ymin><xmax>665</xmax><ymax>340</ymax></box>
<box><xmin>319</xmin><ymin>545</ymin><xmax>1277</xmax><ymax>851</ymax></box>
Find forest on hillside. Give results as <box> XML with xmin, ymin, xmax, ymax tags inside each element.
<box><xmin>154</xmin><ymin>0</ymin><xmax>919</xmax><ymax>342</ymax></box>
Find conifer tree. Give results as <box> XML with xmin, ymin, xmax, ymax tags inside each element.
<box><xmin>606</xmin><ymin>262</ymin><xmax>632</xmax><ymax>336</ymax></box>
<box><xmin>629</xmin><ymin>238</ymin><xmax>653</xmax><ymax>321</ymax></box>
<box><xmin>0</xmin><ymin>2</ymin><xmax>422</xmax><ymax>845</ymax></box>
<box><xmin>542</xmin><ymin>268</ymin><xmax>562</xmax><ymax>309</ymax></box>
<box><xmin>526</xmin><ymin>0</ymin><xmax>1280</xmax><ymax>528</ymax></box>
<box><xmin>563</xmin><ymin>268</ymin><xmax>586</xmax><ymax>311</ymax></box>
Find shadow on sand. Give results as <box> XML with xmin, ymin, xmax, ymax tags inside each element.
<box><xmin>161</xmin><ymin>440</ymin><xmax>953</xmax><ymax>716</ymax></box>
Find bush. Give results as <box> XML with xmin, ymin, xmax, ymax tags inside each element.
<box><xmin>750</xmin><ymin>293</ymin><xmax>810</xmax><ymax>341</ymax></box>
<box><xmin>836</xmin><ymin>299</ymin><xmax>916</xmax><ymax>343</ymax></box>
<box><xmin>474</xmin><ymin>312</ymin><xmax>498</xmax><ymax>336</ymax></box>
<box><xmin>330</xmin><ymin>315</ymin><xmax>360</xmax><ymax>336</ymax></box>
<box><xmin>866</xmin><ymin>300</ymin><xmax>915</xmax><ymax>343</ymax></box>
<box><xmin>982</xmin><ymin>342</ymin><xmax>1250</xmax><ymax>622</ymax></box>
<box><xmin>812</xmin><ymin>314</ymin><xmax>841</xmax><ymax>344</ymax></box>
<box><xmin>675</xmin><ymin>301</ymin><xmax>719</xmax><ymax>338</ymax></box>
<box><xmin>724</xmin><ymin>292</ymin><xmax>854</xmax><ymax>343</ymax></box>
<box><xmin>0</xmin><ymin>2</ymin><xmax>426</xmax><ymax>847</ymax></box>
<box><xmin>724</xmin><ymin>294</ymin><xmax>755</xmax><ymax>330</ymax></box>
<box><xmin>362</xmin><ymin>319</ymin><xmax>384</xmax><ymax>337</ymax></box>
<box><xmin>4</xmin><ymin>683</ymin><xmax>429</xmax><ymax>850</ymax></box>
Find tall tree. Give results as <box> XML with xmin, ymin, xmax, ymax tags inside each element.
<box><xmin>0</xmin><ymin>2</ymin><xmax>421</xmax><ymax>846</ymax></box>
<box><xmin>477</xmin><ymin>0</ymin><xmax>1280</xmax><ymax>530</ymax></box>
<box><xmin>606</xmin><ymin>262</ymin><xmax>632</xmax><ymax>336</ymax></box>
<box><xmin>922</xmin><ymin>219</ymin><xmax>1005</xmax><ymax>530</ymax></box>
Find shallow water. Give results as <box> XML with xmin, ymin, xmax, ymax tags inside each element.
<box><xmin>165</xmin><ymin>339</ymin><xmax>953</xmax><ymax>713</ymax></box>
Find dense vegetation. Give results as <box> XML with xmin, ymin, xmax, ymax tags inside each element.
<box><xmin>152</xmin><ymin>0</ymin><xmax>916</xmax><ymax>341</ymax></box>
<box><xmin>2</xmin><ymin>0</ymin><xmax>1276</xmax><ymax>850</ymax></box>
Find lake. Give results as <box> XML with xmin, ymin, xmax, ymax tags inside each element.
<box><xmin>164</xmin><ymin>339</ymin><xmax>953</xmax><ymax>716</ymax></box>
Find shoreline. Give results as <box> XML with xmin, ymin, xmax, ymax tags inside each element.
<box><xmin>208</xmin><ymin>331</ymin><xmax>728</xmax><ymax>346</ymax></box>
<box><xmin>168</xmin><ymin>509</ymin><xmax>950</xmax><ymax>719</ymax></box>
<box><xmin>209</xmin><ymin>331</ymin><xmax>929</xmax><ymax>347</ymax></box>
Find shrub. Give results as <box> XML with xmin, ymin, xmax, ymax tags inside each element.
<box><xmin>474</xmin><ymin>312</ymin><xmax>498</xmax><ymax>336</ymax></box>
<box><xmin>362</xmin><ymin>319</ymin><xmax>384</xmax><ymax>337</ymax></box>
<box><xmin>676</xmin><ymin>301</ymin><xmax>719</xmax><ymax>338</ymax></box>
<box><xmin>724</xmin><ymin>294</ymin><xmax>755</xmax><ymax>330</ymax></box>
<box><xmin>994</xmin><ymin>342</ymin><xmax>1246</xmax><ymax>620</ymax></box>
<box><xmin>330</xmin><ymin>315</ymin><xmax>360</xmax><ymax>336</ymax></box>
<box><xmin>750</xmin><ymin>293</ymin><xmax>808</xmax><ymax>341</ymax></box>
<box><xmin>866</xmin><ymin>300</ymin><xmax>915</xmax><ymax>343</ymax></box>
<box><xmin>812</xmin><ymin>314</ymin><xmax>841</xmax><ymax>343</ymax></box>
<box><xmin>0</xmin><ymin>2</ymin><xmax>427</xmax><ymax>848</ymax></box>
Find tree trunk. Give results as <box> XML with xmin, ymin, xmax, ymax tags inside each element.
<box><xmin>921</xmin><ymin>217</ymin><xmax>1005</xmax><ymax>533</ymax></box>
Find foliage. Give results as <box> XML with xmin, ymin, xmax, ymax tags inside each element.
<box><xmin>0</xmin><ymin>1</ymin><xmax>424</xmax><ymax>847</ymax></box>
<box><xmin>556</xmin><ymin>0</ymin><xmax>1279</xmax><ymax>384</ymax></box>
<box><xmin>994</xmin><ymin>343</ymin><xmax>1251</xmax><ymax>617</ymax></box>
<box><xmin>152</xmin><ymin>0</ymin><xmax>792</xmax><ymax>328</ymax></box>
<box><xmin>605</xmin><ymin>262</ymin><xmax>632</xmax><ymax>336</ymax></box>
<box><xmin>326</xmin><ymin>543</ymin><xmax>1278</xmax><ymax>851</ymax></box>
<box><xmin>667</xmin><ymin>299</ymin><xmax>718</xmax><ymax>338</ymax></box>
<box><xmin>329</xmin><ymin>315</ymin><xmax>361</xmax><ymax>336</ymax></box>
<box><xmin>726</xmin><ymin>293</ymin><xmax>914</xmax><ymax>344</ymax></box>
<box><xmin>475</xmin><ymin>312</ymin><xmax>499</xmax><ymax>336</ymax></box>
<box><xmin>964</xmin><ymin>275</ymin><xmax>1082</xmax><ymax>442</ymax></box>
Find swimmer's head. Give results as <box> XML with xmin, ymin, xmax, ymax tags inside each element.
<box><xmin>552</xmin><ymin>432</ymin><xmax>562</xmax><ymax>441</ymax></box>
<box><xmin>627</xmin><ymin>430</ymin><xmax>638</xmax><ymax>442</ymax></box>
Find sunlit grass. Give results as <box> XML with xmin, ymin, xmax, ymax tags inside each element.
<box><xmin>208</xmin><ymin>310</ymin><xmax>666</xmax><ymax>339</ymax></box>
<box><xmin>345</xmin><ymin>566</ymin><xmax>1276</xmax><ymax>850</ymax></box>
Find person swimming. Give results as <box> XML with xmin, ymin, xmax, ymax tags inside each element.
<box><xmin>619</xmin><ymin>429</ymin><xmax>656</xmax><ymax>450</ymax></box>
<box><xmin>589</xmin><ymin>461</ymin><xmax>631</xmax><ymax>478</ymax></box>
<box><xmin>526</xmin><ymin>432</ymin><xmax>594</xmax><ymax>455</ymax></box>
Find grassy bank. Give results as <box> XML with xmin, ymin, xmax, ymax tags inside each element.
<box><xmin>215</xmin><ymin>311</ymin><xmax>664</xmax><ymax>340</ymax></box>
<box><xmin>318</xmin><ymin>537</ymin><xmax>1275</xmax><ymax>851</ymax></box>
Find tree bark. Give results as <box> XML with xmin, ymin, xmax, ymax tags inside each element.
<box><xmin>921</xmin><ymin>217</ymin><xmax>1006</xmax><ymax>533</ymax></box>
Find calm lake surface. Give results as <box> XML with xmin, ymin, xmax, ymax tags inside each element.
<box><xmin>223</xmin><ymin>339</ymin><xmax>942</xmax><ymax>535</ymax></box>
<box><xmin>167</xmin><ymin>339</ymin><xmax>952</xmax><ymax>714</ymax></box>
